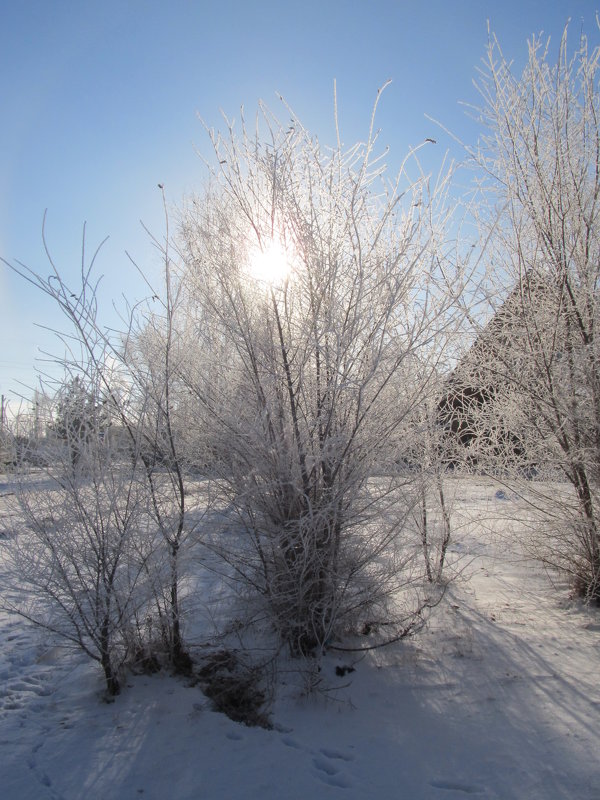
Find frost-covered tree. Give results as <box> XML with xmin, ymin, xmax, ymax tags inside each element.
<box><xmin>2</xmin><ymin>214</ymin><xmax>202</xmax><ymax>686</ymax></box>
<box><xmin>50</xmin><ymin>375</ymin><xmax>110</xmax><ymax>470</ymax></box>
<box><xmin>176</xmin><ymin>94</ymin><xmax>461</xmax><ymax>654</ymax></box>
<box><xmin>5</xmin><ymin>427</ymin><xmax>157</xmax><ymax>696</ymax></box>
<box><xmin>467</xmin><ymin>23</ymin><xmax>600</xmax><ymax>600</ymax></box>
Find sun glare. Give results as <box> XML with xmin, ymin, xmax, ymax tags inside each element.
<box><xmin>247</xmin><ymin>238</ymin><xmax>291</xmax><ymax>286</ymax></box>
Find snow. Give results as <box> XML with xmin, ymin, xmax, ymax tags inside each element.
<box><xmin>1</xmin><ymin>476</ymin><xmax>599</xmax><ymax>799</ymax></box>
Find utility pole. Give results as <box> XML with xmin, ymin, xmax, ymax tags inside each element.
<box><xmin>34</xmin><ymin>400</ymin><xmax>40</xmax><ymax>442</ymax></box>
<box><xmin>0</xmin><ymin>394</ymin><xmax>5</xmax><ymax>469</ymax></box>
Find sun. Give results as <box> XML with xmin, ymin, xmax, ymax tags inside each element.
<box><xmin>247</xmin><ymin>237</ymin><xmax>291</xmax><ymax>286</ymax></box>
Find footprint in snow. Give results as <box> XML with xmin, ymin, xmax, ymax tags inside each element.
<box><xmin>430</xmin><ymin>779</ymin><xmax>485</xmax><ymax>794</ymax></box>
<box><xmin>279</xmin><ymin>734</ymin><xmax>354</xmax><ymax>787</ymax></box>
<box><xmin>319</xmin><ymin>747</ymin><xmax>354</xmax><ymax>762</ymax></box>
<box><xmin>27</xmin><ymin>731</ymin><xmax>58</xmax><ymax>799</ymax></box>
<box><xmin>281</xmin><ymin>735</ymin><xmax>302</xmax><ymax>749</ymax></box>
<box><xmin>313</xmin><ymin>757</ymin><xmax>338</xmax><ymax>776</ymax></box>
<box><xmin>313</xmin><ymin>754</ymin><xmax>353</xmax><ymax>789</ymax></box>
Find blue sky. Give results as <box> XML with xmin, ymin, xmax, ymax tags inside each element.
<box><xmin>1</xmin><ymin>0</ymin><xmax>598</xmax><ymax>407</ymax></box>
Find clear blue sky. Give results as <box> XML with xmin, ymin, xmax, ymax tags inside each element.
<box><xmin>1</xmin><ymin>0</ymin><xmax>598</xmax><ymax>408</ymax></box>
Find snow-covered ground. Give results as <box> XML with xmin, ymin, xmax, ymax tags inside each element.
<box><xmin>1</xmin><ymin>476</ymin><xmax>599</xmax><ymax>799</ymax></box>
